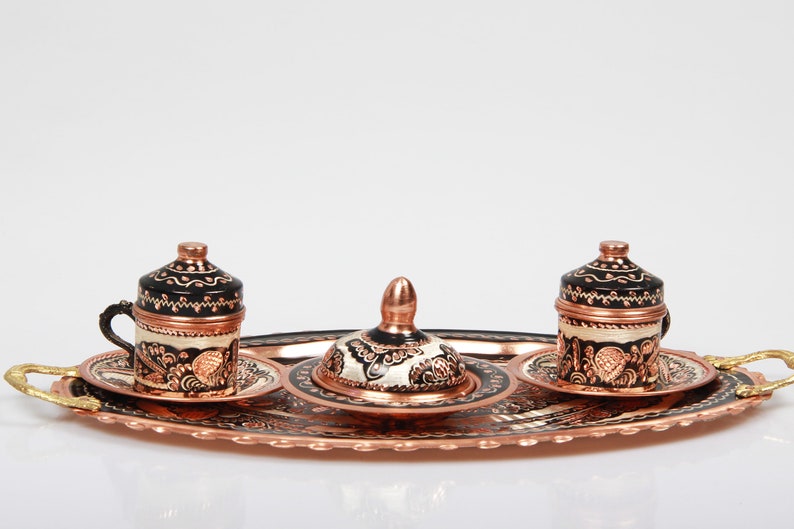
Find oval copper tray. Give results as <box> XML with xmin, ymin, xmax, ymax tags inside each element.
<box><xmin>43</xmin><ymin>329</ymin><xmax>773</xmax><ymax>451</ymax></box>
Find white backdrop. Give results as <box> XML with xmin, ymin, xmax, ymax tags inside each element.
<box><xmin>2</xmin><ymin>2</ymin><xmax>792</xmax><ymax>528</ymax></box>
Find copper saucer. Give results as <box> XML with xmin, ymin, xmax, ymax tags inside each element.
<box><xmin>508</xmin><ymin>347</ymin><xmax>718</xmax><ymax>397</ymax></box>
<box><xmin>78</xmin><ymin>350</ymin><xmax>282</xmax><ymax>403</ymax></box>
<box><xmin>282</xmin><ymin>356</ymin><xmax>517</xmax><ymax>419</ymax></box>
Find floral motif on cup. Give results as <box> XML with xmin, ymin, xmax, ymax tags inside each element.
<box><xmin>134</xmin><ymin>339</ymin><xmax>238</xmax><ymax>394</ymax></box>
<box><xmin>557</xmin><ymin>334</ymin><xmax>660</xmax><ymax>389</ymax></box>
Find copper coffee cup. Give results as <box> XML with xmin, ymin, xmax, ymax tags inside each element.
<box><xmin>554</xmin><ymin>241</ymin><xmax>670</xmax><ymax>393</ymax></box>
<box><xmin>99</xmin><ymin>242</ymin><xmax>245</xmax><ymax>398</ymax></box>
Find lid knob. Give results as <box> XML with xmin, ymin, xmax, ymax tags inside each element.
<box><xmin>599</xmin><ymin>240</ymin><xmax>630</xmax><ymax>261</ymax></box>
<box><xmin>177</xmin><ymin>242</ymin><xmax>208</xmax><ymax>262</ymax></box>
<box><xmin>377</xmin><ymin>276</ymin><xmax>418</xmax><ymax>334</ymax></box>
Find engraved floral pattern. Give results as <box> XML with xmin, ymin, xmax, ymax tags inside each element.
<box><xmin>318</xmin><ymin>330</ymin><xmax>468</xmax><ymax>392</ymax></box>
<box><xmin>408</xmin><ymin>344</ymin><xmax>466</xmax><ymax>387</ymax></box>
<box><xmin>80</xmin><ymin>350</ymin><xmax>279</xmax><ymax>402</ymax></box>
<box><xmin>134</xmin><ymin>340</ymin><xmax>238</xmax><ymax>394</ymax></box>
<box><xmin>346</xmin><ymin>336</ymin><xmax>423</xmax><ymax>382</ymax></box>
<box><xmin>557</xmin><ymin>335</ymin><xmax>660</xmax><ymax>389</ymax></box>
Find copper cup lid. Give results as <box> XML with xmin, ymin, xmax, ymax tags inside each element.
<box><xmin>314</xmin><ymin>277</ymin><xmax>471</xmax><ymax>400</ymax></box>
<box><xmin>136</xmin><ymin>242</ymin><xmax>244</xmax><ymax>317</ymax></box>
<box><xmin>555</xmin><ymin>240</ymin><xmax>667</xmax><ymax>322</ymax></box>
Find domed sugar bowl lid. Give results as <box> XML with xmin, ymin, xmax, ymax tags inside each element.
<box><xmin>555</xmin><ymin>240</ymin><xmax>666</xmax><ymax>321</ymax></box>
<box><xmin>314</xmin><ymin>276</ymin><xmax>473</xmax><ymax>401</ymax></box>
<box><xmin>136</xmin><ymin>242</ymin><xmax>244</xmax><ymax>317</ymax></box>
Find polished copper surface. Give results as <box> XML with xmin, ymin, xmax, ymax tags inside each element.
<box><xmin>598</xmin><ymin>240</ymin><xmax>630</xmax><ymax>260</ymax></box>
<box><xmin>176</xmin><ymin>241</ymin><xmax>209</xmax><ymax>262</ymax></box>
<box><xmin>377</xmin><ymin>276</ymin><xmax>419</xmax><ymax>334</ymax></box>
<box><xmin>555</xmin><ymin>298</ymin><xmax>668</xmax><ymax>324</ymax></box>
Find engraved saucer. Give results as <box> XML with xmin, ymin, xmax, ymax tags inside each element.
<box><xmin>283</xmin><ymin>355</ymin><xmax>517</xmax><ymax>419</ymax></box>
<box><xmin>78</xmin><ymin>350</ymin><xmax>282</xmax><ymax>403</ymax></box>
<box><xmin>507</xmin><ymin>347</ymin><xmax>718</xmax><ymax>397</ymax></box>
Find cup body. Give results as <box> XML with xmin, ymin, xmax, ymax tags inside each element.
<box><xmin>97</xmin><ymin>242</ymin><xmax>246</xmax><ymax>398</ymax></box>
<box><xmin>555</xmin><ymin>299</ymin><xmax>668</xmax><ymax>392</ymax></box>
<box><xmin>131</xmin><ymin>306</ymin><xmax>244</xmax><ymax>398</ymax></box>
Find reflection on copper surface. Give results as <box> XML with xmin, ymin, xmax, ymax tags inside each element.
<box><xmin>377</xmin><ymin>276</ymin><xmax>419</xmax><ymax>334</ymax></box>
<box><xmin>129</xmin><ymin>466</ymin><xmax>243</xmax><ymax>529</ymax></box>
<box><xmin>551</xmin><ymin>472</ymin><xmax>654</xmax><ymax>529</ymax></box>
<box><xmin>337</xmin><ymin>480</ymin><xmax>451</xmax><ymax>529</ymax></box>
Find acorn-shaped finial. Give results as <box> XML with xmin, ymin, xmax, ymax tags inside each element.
<box><xmin>313</xmin><ymin>276</ymin><xmax>469</xmax><ymax>398</ymax></box>
<box><xmin>378</xmin><ymin>276</ymin><xmax>418</xmax><ymax>335</ymax></box>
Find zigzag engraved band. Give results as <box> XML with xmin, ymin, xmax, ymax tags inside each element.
<box><xmin>138</xmin><ymin>293</ymin><xmax>240</xmax><ymax>313</ymax></box>
<box><xmin>559</xmin><ymin>285</ymin><xmax>663</xmax><ymax>307</ymax></box>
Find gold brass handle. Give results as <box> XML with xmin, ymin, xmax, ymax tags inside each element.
<box><xmin>4</xmin><ymin>363</ymin><xmax>102</xmax><ymax>411</ymax></box>
<box><xmin>704</xmin><ymin>350</ymin><xmax>794</xmax><ymax>398</ymax></box>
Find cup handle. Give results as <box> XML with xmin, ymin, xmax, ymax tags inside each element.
<box><xmin>661</xmin><ymin>310</ymin><xmax>671</xmax><ymax>339</ymax></box>
<box><xmin>99</xmin><ymin>301</ymin><xmax>135</xmax><ymax>361</ymax></box>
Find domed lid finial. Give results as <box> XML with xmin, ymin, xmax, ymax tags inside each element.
<box><xmin>177</xmin><ymin>241</ymin><xmax>208</xmax><ymax>262</ymax></box>
<box><xmin>378</xmin><ymin>276</ymin><xmax>418</xmax><ymax>335</ymax></box>
<box><xmin>599</xmin><ymin>240</ymin><xmax>630</xmax><ymax>261</ymax></box>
